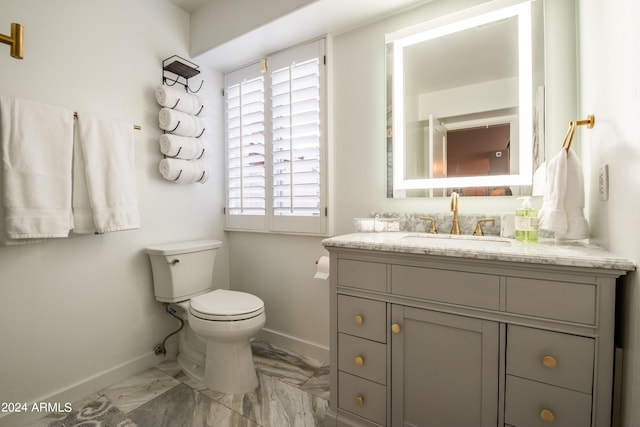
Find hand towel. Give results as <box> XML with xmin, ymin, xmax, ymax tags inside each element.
<box><xmin>538</xmin><ymin>149</ymin><xmax>590</xmax><ymax>240</ymax></box>
<box><xmin>159</xmin><ymin>158</ymin><xmax>209</xmax><ymax>184</ymax></box>
<box><xmin>155</xmin><ymin>85</ymin><xmax>205</xmax><ymax>116</ymax></box>
<box><xmin>158</xmin><ymin>108</ymin><xmax>205</xmax><ymax>137</ymax></box>
<box><xmin>0</xmin><ymin>96</ymin><xmax>74</xmax><ymax>241</ymax></box>
<box><xmin>159</xmin><ymin>134</ymin><xmax>207</xmax><ymax>160</ymax></box>
<box><xmin>75</xmin><ymin>112</ymin><xmax>140</xmax><ymax>233</ymax></box>
<box><xmin>71</xmin><ymin>129</ymin><xmax>96</xmax><ymax>233</ymax></box>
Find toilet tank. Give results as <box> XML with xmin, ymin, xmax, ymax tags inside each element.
<box><xmin>146</xmin><ymin>239</ymin><xmax>222</xmax><ymax>303</ymax></box>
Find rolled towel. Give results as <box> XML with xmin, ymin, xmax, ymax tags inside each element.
<box><xmin>155</xmin><ymin>85</ymin><xmax>205</xmax><ymax>116</ymax></box>
<box><xmin>158</xmin><ymin>108</ymin><xmax>205</xmax><ymax>137</ymax></box>
<box><xmin>159</xmin><ymin>134</ymin><xmax>207</xmax><ymax>159</ymax></box>
<box><xmin>159</xmin><ymin>158</ymin><xmax>210</xmax><ymax>184</ymax></box>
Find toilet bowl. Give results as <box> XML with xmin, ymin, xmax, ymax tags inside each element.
<box><xmin>188</xmin><ymin>289</ymin><xmax>265</xmax><ymax>392</ymax></box>
<box><xmin>146</xmin><ymin>240</ymin><xmax>266</xmax><ymax>393</ymax></box>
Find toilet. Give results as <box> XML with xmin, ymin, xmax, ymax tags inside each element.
<box><xmin>146</xmin><ymin>239</ymin><xmax>265</xmax><ymax>393</ymax></box>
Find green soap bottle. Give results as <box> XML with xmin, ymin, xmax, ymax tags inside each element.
<box><xmin>515</xmin><ymin>196</ymin><xmax>538</xmax><ymax>242</ymax></box>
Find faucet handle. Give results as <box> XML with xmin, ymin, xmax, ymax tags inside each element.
<box><xmin>473</xmin><ymin>218</ymin><xmax>495</xmax><ymax>236</ymax></box>
<box><xmin>419</xmin><ymin>216</ymin><xmax>437</xmax><ymax>234</ymax></box>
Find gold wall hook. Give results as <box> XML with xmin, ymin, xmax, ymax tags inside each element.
<box><xmin>0</xmin><ymin>23</ymin><xmax>24</xmax><ymax>60</ymax></box>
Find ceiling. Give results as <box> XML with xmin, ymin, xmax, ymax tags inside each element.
<box><xmin>169</xmin><ymin>0</ymin><xmax>434</xmax><ymax>70</ymax></box>
<box><xmin>169</xmin><ymin>0</ymin><xmax>211</xmax><ymax>13</ymax></box>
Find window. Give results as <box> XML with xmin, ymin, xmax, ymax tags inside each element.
<box><xmin>224</xmin><ymin>38</ymin><xmax>328</xmax><ymax>235</ymax></box>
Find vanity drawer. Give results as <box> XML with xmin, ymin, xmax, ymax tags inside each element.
<box><xmin>507</xmin><ymin>325</ymin><xmax>594</xmax><ymax>393</ymax></box>
<box><xmin>338</xmin><ymin>333</ymin><xmax>386</xmax><ymax>384</ymax></box>
<box><xmin>338</xmin><ymin>259</ymin><xmax>387</xmax><ymax>292</ymax></box>
<box><xmin>338</xmin><ymin>371</ymin><xmax>386</xmax><ymax>425</ymax></box>
<box><xmin>505</xmin><ymin>375</ymin><xmax>592</xmax><ymax>427</ymax></box>
<box><xmin>391</xmin><ymin>265</ymin><xmax>500</xmax><ymax>310</ymax></box>
<box><xmin>506</xmin><ymin>277</ymin><xmax>596</xmax><ymax>324</ymax></box>
<box><xmin>338</xmin><ymin>295</ymin><xmax>386</xmax><ymax>343</ymax></box>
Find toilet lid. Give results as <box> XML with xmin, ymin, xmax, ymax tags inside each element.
<box><xmin>190</xmin><ymin>289</ymin><xmax>264</xmax><ymax>318</ymax></box>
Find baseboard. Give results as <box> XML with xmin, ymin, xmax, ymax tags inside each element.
<box><xmin>0</xmin><ymin>341</ymin><xmax>176</xmax><ymax>427</ymax></box>
<box><xmin>256</xmin><ymin>328</ymin><xmax>329</xmax><ymax>363</ymax></box>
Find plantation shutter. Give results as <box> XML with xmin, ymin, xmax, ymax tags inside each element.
<box><xmin>224</xmin><ymin>62</ymin><xmax>268</xmax><ymax>231</ymax></box>
<box><xmin>269</xmin><ymin>39</ymin><xmax>326</xmax><ymax>234</ymax></box>
<box><xmin>224</xmin><ymin>38</ymin><xmax>327</xmax><ymax>235</ymax></box>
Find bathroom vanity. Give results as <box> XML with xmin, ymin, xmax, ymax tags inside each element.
<box><xmin>322</xmin><ymin>233</ymin><xmax>634</xmax><ymax>427</ymax></box>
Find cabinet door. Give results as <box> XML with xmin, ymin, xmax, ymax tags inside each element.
<box><xmin>391</xmin><ymin>306</ymin><xmax>499</xmax><ymax>427</ymax></box>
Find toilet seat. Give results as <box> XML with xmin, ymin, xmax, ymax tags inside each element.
<box><xmin>190</xmin><ymin>289</ymin><xmax>265</xmax><ymax>321</ymax></box>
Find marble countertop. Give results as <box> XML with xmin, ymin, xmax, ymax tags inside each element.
<box><xmin>322</xmin><ymin>232</ymin><xmax>636</xmax><ymax>272</ymax></box>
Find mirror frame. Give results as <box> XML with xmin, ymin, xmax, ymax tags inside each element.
<box><xmin>388</xmin><ymin>1</ymin><xmax>535</xmax><ymax>195</ymax></box>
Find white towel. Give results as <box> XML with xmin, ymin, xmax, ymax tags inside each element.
<box><xmin>0</xmin><ymin>96</ymin><xmax>74</xmax><ymax>241</ymax></box>
<box><xmin>159</xmin><ymin>134</ymin><xmax>207</xmax><ymax>160</ymax></box>
<box><xmin>74</xmin><ymin>112</ymin><xmax>140</xmax><ymax>233</ymax></box>
<box><xmin>538</xmin><ymin>149</ymin><xmax>590</xmax><ymax>240</ymax></box>
<box><xmin>155</xmin><ymin>85</ymin><xmax>205</xmax><ymax>116</ymax></box>
<box><xmin>158</xmin><ymin>108</ymin><xmax>204</xmax><ymax>137</ymax></box>
<box><xmin>159</xmin><ymin>158</ymin><xmax>209</xmax><ymax>184</ymax></box>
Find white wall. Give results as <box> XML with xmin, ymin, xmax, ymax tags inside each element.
<box><xmin>0</xmin><ymin>1</ymin><xmax>227</xmax><ymax>424</ymax></box>
<box><xmin>578</xmin><ymin>1</ymin><xmax>640</xmax><ymax>425</ymax></box>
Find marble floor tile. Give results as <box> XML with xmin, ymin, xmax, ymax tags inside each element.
<box><xmin>215</xmin><ymin>372</ymin><xmax>327</xmax><ymax>426</ymax></box>
<box><xmin>300</xmin><ymin>364</ymin><xmax>330</xmax><ymax>400</ymax></box>
<box><xmin>99</xmin><ymin>367</ymin><xmax>181</xmax><ymax>414</ymax></box>
<box><xmin>155</xmin><ymin>359</ymin><xmax>183</xmax><ymax>377</ymax></box>
<box><xmin>251</xmin><ymin>341</ymin><xmax>325</xmax><ymax>387</ymax></box>
<box><xmin>27</xmin><ymin>340</ymin><xmax>329</xmax><ymax>427</ymax></box>
<box><xmin>128</xmin><ymin>383</ymin><xmax>258</xmax><ymax>427</ymax></box>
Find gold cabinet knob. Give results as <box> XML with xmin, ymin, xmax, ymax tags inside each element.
<box><xmin>354</xmin><ymin>314</ymin><xmax>364</xmax><ymax>325</ymax></box>
<box><xmin>354</xmin><ymin>355</ymin><xmax>365</xmax><ymax>366</ymax></box>
<box><xmin>542</xmin><ymin>355</ymin><xmax>558</xmax><ymax>368</ymax></box>
<box><xmin>540</xmin><ymin>409</ymin><xmax>555</xmax><ymax>422</ymax></box>
<box><xmin>355</xmin><ymin>395</ymin><xmax>364</xmax><ymax>406</ymax></box>
<box><xmin>391</xmin><ymin>323</ymin><xmax>401</xmax><ymax>334</ymax></box>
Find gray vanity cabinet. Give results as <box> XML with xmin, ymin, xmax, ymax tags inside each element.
<box><xmin>390</xmin><ymin>306</ymin><xmax>499</xmax><ymax>426</ymax></box>
<box><xmin>324</xmin><ymin>244</ymin><xmax>630</xmax><ymax>427</ymax></box>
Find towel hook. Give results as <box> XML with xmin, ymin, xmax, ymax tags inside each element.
<box><xmin>0</xmin><ymin>22</ymin><xmax>23</xmax><ymax>59</ymax></box>
<box><xmin>563</xmin><ymin>115</ymin><xmax>595</xmax><ymax>152</ymax></box>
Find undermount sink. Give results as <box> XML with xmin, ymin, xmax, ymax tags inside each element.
<box><xmin>399</xmin><ymin>233</ymin><xmax>512</xmax><ymax>248</ymax></box>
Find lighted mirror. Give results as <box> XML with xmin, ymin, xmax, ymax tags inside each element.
<box><xmin>387</xmin><ymin>0</ymin><xmax>544</xmax><ymax>197</ymax></box>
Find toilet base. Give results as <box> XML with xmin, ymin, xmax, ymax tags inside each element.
<box><xmin>203</xmin><ymin>338</ymin><xmax>259</xmax><ymax>393</ymax></box>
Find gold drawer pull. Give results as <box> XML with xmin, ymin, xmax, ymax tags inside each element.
<box><xmin>540</xmin><ymin>409</ymin><xmax>555</xmax><ymax>422</ymax></box>
<box><xmin>391</xmin><ymin>323</ymin><xmax>401</xmax><ymax>334</ymax></box>
<box><xmin>354</xmin><ymin>314</ymin><xmax>364</xmax><ymax>325</ymax></box>
<box><xmin>355</xmin><ymin>395</ymin><xmax>365</xmax><ymax>406</ymax></box>
<box><xmin>355</xmin><ymin>355</ymin><xmax>365</xmax><ymax>366</ymax></box>
<box><xmin>542</xmin><ymin>355</ymin><xmax>558</xmax><ymax>369</ymax></box>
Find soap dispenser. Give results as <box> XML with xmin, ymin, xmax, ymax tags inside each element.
<box><xmin>515</xmin><ymin>196</ymin><xmax>538</xmax><ymax>242</ymax></box>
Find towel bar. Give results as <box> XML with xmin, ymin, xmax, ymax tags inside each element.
<box><xmin>73</xmin><ymin>112</ymin><xmax>141</xmax><ymax>130</ymax></box>
<box><xmin>0</xmin><ymin>22</ymin><xmax>23</xmax><ymax>59</ymax></box>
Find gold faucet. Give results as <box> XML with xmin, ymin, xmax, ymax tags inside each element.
<box><xmin>419</xmin><ymin>216</ymin><xmax>438</xmax><ymax>234</ymax></box>
<box><xmin>450</xmin><ymin>192</ymin><xmax>460</xmax><ymax>235</ymax></box>
<box><xmin>473</xmin><ymin>218</ymin><xmax>495</xmax><ymax>236</ymax></box>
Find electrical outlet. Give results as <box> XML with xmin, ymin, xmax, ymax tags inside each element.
<box><xmin>599</xmin><ymin>164</ymin><xmax>609</xmax><ymax>201</ymax></box>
